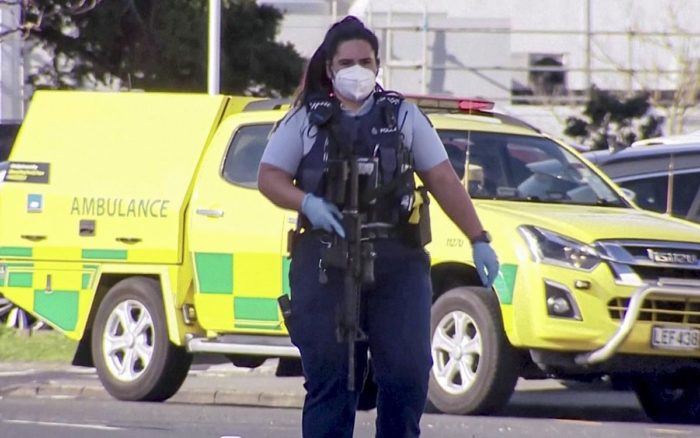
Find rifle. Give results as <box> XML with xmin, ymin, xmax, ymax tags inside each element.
<box><xmin>321</xmin><ymin>151</ymin><xmax>376</xmax><ymax>391</ymax></box>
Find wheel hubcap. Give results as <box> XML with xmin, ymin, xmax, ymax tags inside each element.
<box><xmin>103</xmin><ymin>299</ymin><xmax>155</xmax><ymax>382</ymax></box>
<box><xmin>431</xmin><ymin>310</ymin><xmax>482</xmax><ymax>395</ymax></box>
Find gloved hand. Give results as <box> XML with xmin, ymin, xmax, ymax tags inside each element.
<box><xmin>472</xmin><ymin>242</ymin><xmax>499</xmax><ymax>287</ymax></box>
<box><xmin>301</xmin><ymin>193</ymin><xmax>345</xmax><ymax>238</ymax></box>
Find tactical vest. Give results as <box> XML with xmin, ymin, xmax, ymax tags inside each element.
<box><xmin>295</xmin><ymin>91</ymin><xmax>415</xmax><ymax>227</ymax></box>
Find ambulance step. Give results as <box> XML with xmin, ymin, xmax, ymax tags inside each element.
<box><xmin>186</xmin><ymin>334</ymin><xmax>300</xmax><ymax>358</ymax></box>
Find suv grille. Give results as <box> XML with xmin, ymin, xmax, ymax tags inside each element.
<box><xmin>598</xmin><ymin>240</ymin><xmax>700</xmax><ymax>283</ymax></box>
<box><xmin>630</xmin><ymin>266</ymin><xmax>700</xmax><ymax>281</ymax></box>
<box><xmin>608</xmin><ymin>296</ymin><xmax>700</xmax><ymax>324</ymax></box>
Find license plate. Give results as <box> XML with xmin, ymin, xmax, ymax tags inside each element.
<box><xmin>651</xmin><ymin>326</ymin><xmax>700</xmax><ymax>350</ymax></box>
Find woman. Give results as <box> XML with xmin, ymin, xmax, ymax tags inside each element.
<box><xmin>258</xmin><ymin>16</ymin><xmax>498</xmax><ymax>438</ymax></box>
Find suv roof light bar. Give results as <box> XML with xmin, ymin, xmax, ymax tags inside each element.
<box><xmin>404</xmin><ymin>94</ymin><xmax>495</xmax><ymax>112</ymax></box>
<box><xmin>405</xmin><ymin>94</ymin><xmax>542</xmax><ymax>133</ymax></box>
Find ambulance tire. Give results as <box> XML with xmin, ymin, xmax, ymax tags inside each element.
<box><xmin>91</xmin><ymin>276</ymin><xmax>192</xmax><ymax>402</ymax></box>
<box><xmin>427</xmin><ymin>286</ymin><xmax>519</xmax><ymax>415</ymax></box>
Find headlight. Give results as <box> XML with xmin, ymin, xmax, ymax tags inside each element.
<box><xmin>519</xmin><ymin>225</ymin><xmax>601</xmax><ymax>271</ymax></box>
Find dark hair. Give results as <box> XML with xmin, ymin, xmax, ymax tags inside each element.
<box><xmin>292</xmin><ymin>16</ymin><xmax>379</xmax><ymax>107</ymax></box>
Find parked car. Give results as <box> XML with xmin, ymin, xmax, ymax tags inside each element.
<box><xmin>630</xmin><ymin>130</ymin><xmax>700</xmax><ymax>147</ymax></box>
<box><xmin>584</xmin><ymin>144</ymin><xmax>700</xmax><ymax>224</ymax></box>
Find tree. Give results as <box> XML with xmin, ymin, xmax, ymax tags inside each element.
<box><xmin>0</xmin><ymin>1</ymin><xmax>102</xmax><ymax>39</ymax></box>
<box><xmin>636</xmin><ymin>7</ymin><xmax>700</xmax><ymax>136</ymax></box>
<box><xmin>582</xmin><ymin>3</ymin><xmax>700</xmax><ymax>136</ymax></box>
<box><xmin>9</xmin><ymin>0</ymin><xmax>303</xmax><ymax>96</ymax></box>
<box><xmin>220</xmin><ymin>1</ymin><xmax>303</xmax><ymax>96</ymax></box>
<box><xmin>564</xmin><ymin>86</ymin><xmax>664</xmax><ymax>151</ymax></box>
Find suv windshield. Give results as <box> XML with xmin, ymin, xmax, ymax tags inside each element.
<box><xmin>439</xmin><ymin>130</ymin><xmax>627</xmax><ymax>207</ymax></box>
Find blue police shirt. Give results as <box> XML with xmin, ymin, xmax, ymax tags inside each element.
<box><xmin>260</xmin><ymin>97</ymin><xmax>448</xmax><ymax>175</ymax></box>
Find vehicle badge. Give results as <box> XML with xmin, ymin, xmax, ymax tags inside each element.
<box><xmin>647</xmin><ymin>249</ymin><xmax>698</xmax><ymax>265</ymax></box>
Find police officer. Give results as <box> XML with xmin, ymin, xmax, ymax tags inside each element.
<box><xmin>258</xmin><ymin>16</ymin><xmax>499</xmax><ymax>438</ymax></box>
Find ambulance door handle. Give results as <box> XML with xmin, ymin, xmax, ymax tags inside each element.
<box><xmin>116</xmin><ymin>237</ymin><xmax>142</xmax><ymax>244</ymax></box>
<box><xmin>196</xmin><ymin>208</ymin><xmax>224</xmax><ymax>218</ymax></box>
<box><xmin>21</xmin><ymin>234</ymin><xmax>46</xmax><ymax>242</ymax></box>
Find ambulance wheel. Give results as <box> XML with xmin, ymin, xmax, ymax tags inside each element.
<box><xmin>427</xmin><ymin>286</ymin><xmax>519</xmax><ymax>415</ymax></box>
<box><xmin>91</xmin><ymin>277</ymin><xmax>192</xmax><ymax>401</ymax></box>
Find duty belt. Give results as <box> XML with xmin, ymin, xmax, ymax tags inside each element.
<box><xmin>297</xmin><ymin>224</ymin><xmax>399</xmax><ymax>241</ymax></box>
<box><xmin>360</xmin><ymin>224</ymin><xmax>399</xmax><ymax>240</ymax></box>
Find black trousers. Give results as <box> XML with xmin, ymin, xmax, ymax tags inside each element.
<box><xmin>287</xmin><ymin>235</ymin><xmax>433</xmax><ymax>438</ymax></box>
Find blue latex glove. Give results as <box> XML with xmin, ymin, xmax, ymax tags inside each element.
<box><xmin>301</xmin><ymin>193</ymin><xmax>345</xmax><ymax>238</ymax></box>
<box><xmin>472</xmin><ymin>242</ymin><xmax>499</xmax><ymax>287</ymax></box>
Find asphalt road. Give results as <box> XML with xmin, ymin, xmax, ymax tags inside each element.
<box><xmin>2</xmin><ymin>360</ymin><xmax>700</xmax><ymax>437</ymax></box>
<box><xmin>1</xmin><ymin>394</ymin><xmax>697</xmax><ymax>438</ymax></box>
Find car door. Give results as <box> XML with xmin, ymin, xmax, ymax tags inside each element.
<box><xmin>188</xmin><ymin>113</ymin><xmax>296</xmax><ymax>334</ymax></box>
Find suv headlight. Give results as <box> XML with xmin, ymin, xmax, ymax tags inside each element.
<box><xmin>519</xmin><ymin>225</ymin><xmax>601</xmax><ymax>271</ymax></box>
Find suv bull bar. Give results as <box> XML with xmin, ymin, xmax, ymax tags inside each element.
<box><xmin>575</xmin><ymin>279</ymin><xmax>700</xmax><ymax>365</ymax></box>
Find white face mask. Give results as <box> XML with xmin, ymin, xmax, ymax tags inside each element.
<box><xmin>332</xmin><ymin>65</ymin><xmax>377</xmax><ymax>102</ymax></box>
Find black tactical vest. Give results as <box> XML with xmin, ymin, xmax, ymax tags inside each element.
<box><xmin>295</xmin><ymin>91</ymin><xmax>415</xmax><ymax>226</ymax></box>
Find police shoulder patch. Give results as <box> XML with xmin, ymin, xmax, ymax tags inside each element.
<box><xmin>305</xmin><ymin>95</ymin><xmax>335</xmax><ymax>127</ymax></box>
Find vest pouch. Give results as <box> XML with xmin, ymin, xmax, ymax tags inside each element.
<box><xmin>399</xmin><ymin>186</ymin><xmax>432</xmax><ymax>247</ymax></box>
<box><xmin>324</xmin><ymin>159</ymin><xmax>349</xmax><ymax>204</ymax></box>
<box><xmin>320</xmin><ymin>235</ymin><xmax>348</xmax><ymax>269</ymax></box>
<box><xmin>379</xmin><ymin>146</ymin><xmax>397</xmax><ymax>185</ymax></box>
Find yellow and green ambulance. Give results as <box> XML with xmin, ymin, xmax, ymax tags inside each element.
<box><xmin>2</xmin><ymin>91</ymin><xmax>700</xmax><ymax>422</ymax></box>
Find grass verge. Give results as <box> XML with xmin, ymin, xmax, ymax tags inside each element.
<box><xmin>0</xmin><ymin>325</ymin><xmax>77</xmax><ymax>362</ymax></box>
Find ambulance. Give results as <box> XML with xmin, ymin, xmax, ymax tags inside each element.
<box><xmin>3</xmin><ymin>91</ymin><xmax>700</xmax><ymax>423</ymax></box>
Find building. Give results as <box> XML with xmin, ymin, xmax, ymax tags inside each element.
<box><xmin>2</xmin><ymin>1</ymin><xmax>699</xmax><ymax>139</ymax></box>
<box><xmin>259</xmin><ymin>0</ymin><xmax>700</xmax><ymax>137</ymax></box>
<box><xmin>0</xmin><ymin>3</ymin><xmax>23</xmax><ymax>124</ymax></box>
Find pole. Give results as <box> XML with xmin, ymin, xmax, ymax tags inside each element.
<box><xmin>208</xmin><ymin>0</ymin><xmax>221</xmax><ymax>95</ymax></box>
<box><xmin>585</xmin><ymin>0</ymin><xmax>592</xmax><ymax>97</ymax></box>
<box><xmin>386</xmin><ymin>5</ymin><xmax>392</xmax><ymax>89</ymax></box>
<box><xmin>421</xmin><ymin>2</ymin><xmax>428</xmax><ymax>94</ymax></box>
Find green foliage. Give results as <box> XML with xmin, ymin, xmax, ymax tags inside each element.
<box><xmin>0</xmin><ymin>325</ymin><xmax>77</xmax><ymax>362</ymax></box>
<box><xmin>564</xmin><ymin>86</ymin><xmax>664</xmax><ymax>150</ymax></box>
<box><xmin>27</xmin><ymin>0</ymin><xmax>304</xmax><ymax>96</ymax></box>
<box><xmin>220</xmin><ymin>1</ymin><xmax>303</xmax><ymax>96</ymax></box>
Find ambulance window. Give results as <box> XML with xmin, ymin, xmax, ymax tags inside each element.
<box><xmin>223</xmin><ymin>124</ymin><xmax>274</xmax><ymax>187</ymax></box>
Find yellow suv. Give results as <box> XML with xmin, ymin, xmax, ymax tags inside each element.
<box><xmin>2</xmin><ymin>91</ymin><xmax>700</xmax><ymax>423</ymax></box>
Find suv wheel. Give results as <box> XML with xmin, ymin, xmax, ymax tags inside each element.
<box><xmin>634</xmin><ymin>371</ymin><xmax>700</xmax><ymax>423</ymax></box>
<box><xmin>91</xmin><ymin>277</ymin><xmax>192</xmax><ymax>401</ymax></box>
<box><xmin>427</xmin><ymin>286</ymin><xmax>519</xmax><ymax>415</ymax></box>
